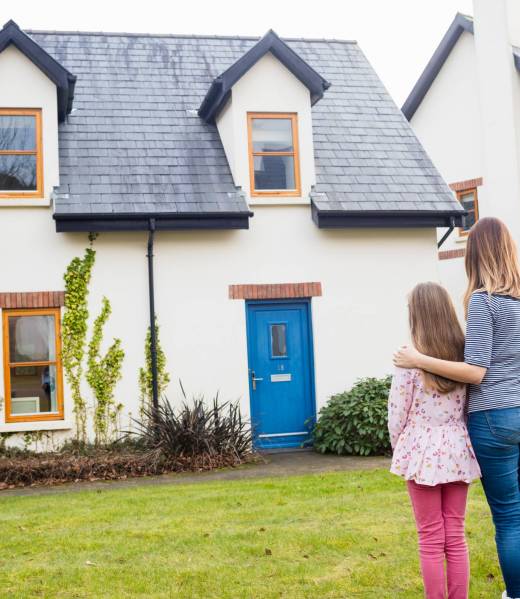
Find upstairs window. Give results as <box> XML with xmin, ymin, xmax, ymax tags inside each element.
<box><xmin>3</xmin><ymin>308</ymin><xmax>64</xmax><ymax>422</ymax></box>
<box><xmin>457</xmin><ymin>188</ymin><xmax>479</xmax><ymax>235</ymax></box>
<box><xmin>247</xmin><ymin>113</ymin><xmax>301</xmax><ymax>197</ymax></box>
<box><xmin>0</xmin><ymin>108</ymin><xmax>42</xmax><ymax>198</ymax></box>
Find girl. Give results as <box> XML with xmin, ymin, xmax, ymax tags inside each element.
<box><xmin>389</xmin><ymin>282</ymin><xmax>481</xmax><ymax>599</ymax></box>
<box><xmin>394</xmin><ymin>217</ymin><xmax>520</xmax><ymax>599</ymax></box>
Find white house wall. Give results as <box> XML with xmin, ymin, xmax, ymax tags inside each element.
<box><xmin>0</xmin><ymin>204</ymin><xmax>438</xmax><ymax>444</ymax></box>
<box><xmin>215</xmin><ymin>52</ymin><xmax>316</xmax><ymax>205</ymax></box>
<box><xmin>0</xmin><ymin>45</ymin><xmax>59</xmax><ymax>205</ymax></box>
<box><xmin>410</xmin><ymin>31</ymin><xmax>483</xmax><ymax>313</ymax></box>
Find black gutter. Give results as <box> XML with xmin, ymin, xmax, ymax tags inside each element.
<box><xmin>146</xmin><ymin>218</ymin><xmax>159</xmax><ymax>428</ymax></box>
<box><xmin>54</xmin><ymin>211</ymin><xmax>253</xmax><ymax>233</ymax></box>
<box><xmin>437</xmin><ymin>216</ymin><xmax>457</xmax><ymax>248</ymax></box>
<box><xmin>311</xmin><ymin>206</ymin><xmax>465</xmax><ymax>229</ymax></box>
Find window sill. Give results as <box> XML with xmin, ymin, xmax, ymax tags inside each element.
<box><xmin>248</xmin><ymin>197</ymin><xmax>310</xmax><ymax>206</ymax></box>
<box><xmin>455</xmin><ymin>235</ymin><xmax>468</xmax><ymax>244</ymax></box>
<box><xmin>0</xmin><ymin>419</ymin><xmax>72</xmax><ymax>433</ymax></box>
<box><xmin>0</xmin><ymin>198</ymin><xmax>51</xmax><ymax>207</ymax></box>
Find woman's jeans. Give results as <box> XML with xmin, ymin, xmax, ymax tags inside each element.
<box><xmin>468</xmin><ymin>407</ymin><xmax>520</xmax><ymax>597</ymax></box>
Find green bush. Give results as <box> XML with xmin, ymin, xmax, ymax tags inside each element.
<box><xmin>311</xmin><ymin>376</ymin><xmax>392</xmax><ymax>456</ymax></box>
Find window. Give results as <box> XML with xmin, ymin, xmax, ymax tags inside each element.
<box><xmin>3</xmin><ymin>308</ymin><xmax>64</xmax><ymax>422</ymax></box>
<box><xmin>270</xmin><ymin>323</ymin><xmax>287</xmax><ymax>357</ymax></box>
<box><xmin>247</xmin><ymin>113</ymin><xmax>301</xmax><ymax>196</ymax></box>
<box><xmin>457</xmin><ymin>188</ymin><xmax>479</xmax><ymax>235</ymax></box>
<box><xmin>0</xmin><ymin>108</ymin><xmax>43</xmax><ymax>198</ymax></box>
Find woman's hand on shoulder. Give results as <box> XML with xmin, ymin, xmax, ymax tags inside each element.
<box><xmin>393</xmin><ymin>345</ymin><xmax>422</xmax><ymax>369</ymax></box>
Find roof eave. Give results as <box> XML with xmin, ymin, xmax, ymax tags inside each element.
<box><xmin>311</xmin><ymin>205</ymin><xmax>465</xmax><ymax>229</ymax></box>
<box><xmin>401</xmin><ymin>13</ymin><xmax>474</xmax><ymax>121</ymax></box>
<box><xmin>53</xmin><ymin>210</ymin><xmax>254</xmax><ymax>233</ymax></box>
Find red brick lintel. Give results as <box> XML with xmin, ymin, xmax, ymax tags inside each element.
<box><xmin>449</xmin><ymin>177</ymin><xmax>483</xmax><ymax>192</ymax></box>
<box><xmin>438</xmin><ymin>248</ymin><xmax>466</xmax><ymax>261</ymax></box>
<box><xmin>0</xmin><ymin>291</ymin><xmax>65</xmax><ymax>309</ymax></box>
<box><xmin>229</xmin><ymin>282</ymin><xmax>322</xmax><ymax>300</ymax></box>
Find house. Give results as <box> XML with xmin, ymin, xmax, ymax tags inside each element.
<box><xmin>402</xmin><ymin>0</ymin><xmax>520</xmax><ymax>311</ymax></box>
<box><xmin>0</xmin><ymin>19</ymin><xmax>462</xmax><ymax>450</ymax></box>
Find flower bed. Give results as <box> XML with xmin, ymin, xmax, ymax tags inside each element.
<box><xmin>0</xmin><ymin>447</ymin><xmax>258</xmax><ymax>490</ymax></box>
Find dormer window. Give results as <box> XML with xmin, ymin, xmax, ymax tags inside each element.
<box><xmin>0</xmin><ymin>108</ymin><xmax>42</xmax><ymax>198</ymax></box>
<box><xmin>247</xmin><ymin>112</ymin><xmax>301</xmax><ymax>197</ymax></box>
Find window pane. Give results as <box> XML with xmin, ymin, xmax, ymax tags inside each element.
<box><xmin>462</xmin><ymin>210</ymin><xmax>476</xmax><ymax>231</ymax></box>
<box><xmin>254</xmin><ymin>155</ymin><xmax>295</xmax><ymax>190</ymax></box>
<box><xmin>271</xmin><ymin>324</ymin><xmax>287</xmax><ymax>357</ymax></box>
<box><xmin>252</xmin><ymin>118</ymin><xmax>293</xmax><ymax>152</ymax></box>
<box><xmin>0</xmin><ymin>115</ymin><xmax>36</xmax><ymax>151</ymax></box>
<box><xmin>460</xmin><ymin>191</ymin><xmax>476</xmax><ymax>231</ymax></box>
<box><xmin>0</xmin><ymin>155</ymin><xmax>36</xmax><ymax>191</ymax></box>
<box><xmin>10</xmin><ymin>365</ymin><xmax>58</xmax><ymax>414</ymax></box>
<box><xmin>9</xmin><ymin>315</ymin><xmax>56</xmax><ymax>363</ymax></box>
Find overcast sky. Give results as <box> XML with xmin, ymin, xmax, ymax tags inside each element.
<box><xmin>2</xmin><ymin>0</ymin><xmax>473</xmax><ymax>105</ymax></box>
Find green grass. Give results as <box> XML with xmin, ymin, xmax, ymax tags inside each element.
<box><xmin>0</xmin><ymin>469</ymin><xmax>502</xmax><ymax>598</ymax></box>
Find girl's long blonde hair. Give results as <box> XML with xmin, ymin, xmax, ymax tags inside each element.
<box><xmin>464</xmin><ymin>217</ymin><xmax>520</xmax><ymax>316</ymax></box>
<box><xmin>408</xmin><ymin>282</ymin><xmax>465</xmax><ymax>393</ymax></box>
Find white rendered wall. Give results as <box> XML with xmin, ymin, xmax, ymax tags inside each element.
<box><xmin>216</xmin><ymin>52</ymin><xmax>316</xmax><ymax>205</ymax></box>
<box><xmin>0</xmin><ymin>205</ymin><xmax>438</xmax><ymax>444</ymax></box>
<box><xmin>409</xmin><ymin>30</ymin><xmax>482</xmax><ymax>315</ymax></box>
<box><xmin>0</xmin><ymin>45</ymin><xmax>59</xmax><ymax>205</ymax></box>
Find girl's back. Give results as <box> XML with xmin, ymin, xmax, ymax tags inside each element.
<box><xmin>389</xmin><ymin>365</ymin><xmax>480</xmax><ymax>487</ymax></box>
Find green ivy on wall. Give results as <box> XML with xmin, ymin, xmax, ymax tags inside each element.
<box><xmin>87</xmin><ymin>297</ymin><xmax>125</xmax><ymax>445</ymax></box>
<box><xmin>62</xmin><ymin>247</ymin><xmax>96</xmax><ymax>441</ymax></box>
<box><xmin>138</xmin><ymin>317</ymin><xmax>170</xmax><ymax>418</ymax></box>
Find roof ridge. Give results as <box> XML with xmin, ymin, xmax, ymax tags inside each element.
<box><xmin>26</xmin><ymin>28</ymin><xmax>357</xmax><ymax>44</ymax></box>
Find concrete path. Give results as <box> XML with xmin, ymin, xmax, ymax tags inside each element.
<box><xmin>0</xmin><ymin>450</ymin><xmax>390</xmax><ymax>498</ymax></box>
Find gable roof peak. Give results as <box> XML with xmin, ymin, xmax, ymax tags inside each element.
<box><xmin>198</xmin><ymin>28</ymin><xmax>331</xmax><ymax>123</ymax></box>
<box><xmin>3</xmin><ymin>19</ymin><xmax>20</xmax><ymax>29</ymax></box>
<box><xmin>0</xmin><ymin>19</ymin><xmax>76</xmax><ymax>121</ymax></box>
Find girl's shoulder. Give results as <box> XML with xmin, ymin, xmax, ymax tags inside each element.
<box><xmin>392</xmin><ymin>367</ymin><xmax>420</xmax><ymax>383</ymax></box>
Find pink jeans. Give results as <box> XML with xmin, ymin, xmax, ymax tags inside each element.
<box><xmin>407</xmin><ymin>480</ymin><xmax>470</xmax><ymax>599</ymax></box>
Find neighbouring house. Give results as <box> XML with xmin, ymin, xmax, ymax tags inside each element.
<box><xmin>403</xmin><ymin>0</ymin><xmax>520</xmax><ymax>312</ymax></box>
<box><xmin>0</xmin><ymin>19</ymin><xmax>462</xmax><ymax>450</ymax></box>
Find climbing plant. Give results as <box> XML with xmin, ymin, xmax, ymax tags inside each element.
<box><xmin>62</xmin><ymin>247</ymin><xmax>96</xmax><ymax>441</ymax></box>
<box><xmin>138</xmin><ymin>317</ymin><xmax>170</xmax><ymax>418</ymax></box>
<box><xmin>87</xmin><ymin>297</ymin><xmax>125</xmax><ymax>445</ymax></box>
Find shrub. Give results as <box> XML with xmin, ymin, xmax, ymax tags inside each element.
<box><xmin>131</xmin><ymin>389</ymin><xmax>253</xmax><ymax>461</ymax></box>
<box><xmin>311</xmin><ymin>376</ymin><xmax>392</xmax><ymax>456</ymax></box>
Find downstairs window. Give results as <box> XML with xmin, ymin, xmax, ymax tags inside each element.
<box><xmin>3</xmin><ymin>308</ymin><xmax>64</xmax><ymax>422</ymax></box>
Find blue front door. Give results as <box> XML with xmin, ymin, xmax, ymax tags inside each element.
<box><xmin>246</xmin><ymin>301</ymin><xmax>316</xmax><ymax>449</ymax></box>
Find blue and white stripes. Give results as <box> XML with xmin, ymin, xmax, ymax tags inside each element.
<box><xmin>465</xmin><ymin>292</ymin><xmax>520</xmax><ymax>412</ymax></box>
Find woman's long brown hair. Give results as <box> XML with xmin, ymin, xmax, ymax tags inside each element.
<box><xmin>464</xmin><ymin>217</ymin><xmax>520</xmax><ymax>316</ymax></box>
<box><xmin>408</xmin><ymin>282</ymin><xmax>465</xmax><ymax>393</ymax></box>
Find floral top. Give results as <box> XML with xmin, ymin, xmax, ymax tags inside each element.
<box><xmin>388</xmin><ymin>367</ymin><xmax>481</xmax><ymax>486</ymax></box>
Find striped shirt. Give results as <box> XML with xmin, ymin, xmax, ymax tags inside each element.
<box><xmin>465</xmin><ymin>291</ymin><xmax>520</xmax><ymax>412</ymax></box>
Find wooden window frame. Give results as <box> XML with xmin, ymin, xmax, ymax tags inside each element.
<box><xmin>0</xmin><ymin>108</ymin><xmax>43</xmax><ymax>199</ymax></box>
<box><xmin>247</xmin><ymin>112</ymin><xmax>301</xmax><ymax>197</ymax></box>
<box><xmin>457</xmin><ymin>187</ymin><xmax>479</xmax><ymax>236</ymax></box>
<box><xmin>2</xmin><ymin>308</ymin><xmax>64</xmax><ymax>423</ymax></box>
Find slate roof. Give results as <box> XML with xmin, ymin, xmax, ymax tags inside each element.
<box><xmin>23</xmin><ymin>28</ymin><xmax>463</xmax><ymax>229</ymax></box>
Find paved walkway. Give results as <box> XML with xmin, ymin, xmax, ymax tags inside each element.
<box><xmin>1</xmin><ymin>450</ymin><xmax>390</xmax><ymax>498</ymax></box>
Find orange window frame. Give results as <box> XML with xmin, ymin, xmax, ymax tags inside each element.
<box><xmin>247</xmin><ymin>112</ymin><xmax>301</xmax><ymax>197</ymax></box>
<box><xmin>2</xmin><ymin>308</ymin><xmax>64</xmax><ymax>423</ymax></box>
<box><xmin>457</xmin><ymin>187</ymin><xmax>479</xmax><ymax>236</ymax></box>
<box><xmin>0</xmin><ymin>108</ymin><xmax>43</xmax><ymax>199</ymax></box>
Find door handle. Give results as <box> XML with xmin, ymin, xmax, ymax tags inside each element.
<box><xmin>251</xmin><ymin>370</ymin><xmax>264</xmax><ymax>391</ymax></box>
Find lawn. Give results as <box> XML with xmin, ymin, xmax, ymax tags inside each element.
<box><xmin>0</xmin><ymin>469</ymin><xmax>502</xmax><ymax>598</ymax></box>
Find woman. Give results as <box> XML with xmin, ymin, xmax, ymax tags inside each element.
<box><xmin>394</xmin><ymin>217</ymin><xmax>520</xmax><ymax>599</ymax></box>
